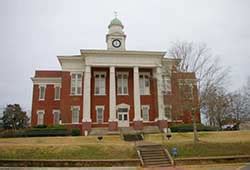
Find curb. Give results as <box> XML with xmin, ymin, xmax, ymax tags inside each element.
<box><xmin>174</xmin><ymin>155</ymin><xmax>250</xmax><ymax>165</ymax></box>
<box><xmin>0</xmin><ymin>159</ymin><xmax>140</xmax><ymax>167</ymax></box>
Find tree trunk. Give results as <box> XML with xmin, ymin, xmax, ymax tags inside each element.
<box><xmin>192</xmin><ymin>112</ymin><xmax>199</xmax><ymax>144</ymax></box>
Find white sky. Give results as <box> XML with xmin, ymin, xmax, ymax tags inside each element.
<box><xmin>0</xmin><ymin>0</ymin><xmax>250</xmax><ymax>110</ymax></box>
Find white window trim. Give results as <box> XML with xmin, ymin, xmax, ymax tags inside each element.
<box><xmin>164</xmin><ymin>105</ymin><xmax>172</xmax><ymax>121</ymax></box>
<box><xmin>139</xmin><ymin>72</ymin><xmax>151</xmax><ymax>95</ymax></box>
<box><xmin>95</xmin><ymin>105</ymin><xmax>105</xmax><ymax>124</ymax></box>
<box><xmin>94</xmin><ymin>72</ymin><xmax>106</xmax><ymax>96</ymax></box>
<box><xmin>36</xmin><ymin>110</ymin><xmax>45</xmax><ymax>125</ymax></box>
<box><xmin>71</xmin><ymin>106</ymin><xmax>80</xmax><ymax>124</ymax></box>
<box><xmin>52</xmin><ymin>109</ymin><xmax>60</xmax><ymax>125</ymax></box>
<box><xmin>38</xmin><ymin>85</ymin><xmax>46</xmax><ymax>101</ymax></box>
<box><xmin>141</xmin><ymin>105</ymin><xmax>150</xmax><ymax>122</ymax></box>
<box><xmin>70</xmin><ymin>72</ymin><xmax>83</xmax><ymax>96</ymax></box>
<box><xmin>117</xmin><ymin>72</ymin><xmax>129</xmax><ymax>96</ymax></box>
<box><xmin>54</xmin><ymin>84</ymin><xmax>61</xmax><ymax>101</ymax></box>
<box><xmin>162</xmin><ymin>75</ymin><xmax>171</xmax><ymax>95</ymax></box>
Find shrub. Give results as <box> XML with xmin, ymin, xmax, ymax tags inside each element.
<box><xmin>71</xmin><ymin>128</ymin><xmax>80</xmax><ymax>136</ymax></box>
<box><xmin>26</xmin><ymin>128</ymin><xmax>69</xmax><ymax>137</ymax></box>
<box><xmin>47</xmin><ymin>124</ymin><xmax>66</xmax><ymax>129</ymax></box>
<box><xmin>34</xmin><ymin>125</ymin><xmax>47</xmax><ymax>128</ymax></box>
<box><xmin>0</xmin><ymin>127</ymin><xmax>70</xmax><ymax>138</ymax></box>
<box><xmin>170</xmin><ymin>124</ymin><xmax>218</xmax><ymax>132</ymax></box>
<box><xmin>123</xmin><ymin>133</ymin><xmax>143</xmax><ymax>141</ymax></box>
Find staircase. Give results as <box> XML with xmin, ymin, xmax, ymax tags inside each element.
<box><xmin>143</xmin><ymin>126</ymin><xmax>161</xmax><ymax>134</ymax></box>
<box><xmin>136</xmin><ymin>143</ymin><xmax>173</xmax><ymax>167</ymax></box>
<box><xmin>89</xmin><ymin>128</ymin><xmax>119</xmax><ymax>136</ymax></box>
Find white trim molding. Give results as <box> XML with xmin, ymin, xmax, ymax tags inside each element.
<box><xmin>36</xmin><ymin>110</ymin><xmax>45</xmax><ymax>125</ymax></box>
<box><xmin>52</xmin><ymin>109</ymin><xmax>61</xmax><ymax>125</ymax></box>
<box><xmin>54</xmin><ymin>85</ymin><xmax>61</xmax><ymax>101</ymax></box>
<box><xmin>31</xmin><ymin>77</ymin><xmax>62</xmax><ymax>85</ymax></box>
<box><xmin>38</xmin><ymin>84</ymin><xmax>46</xmax><ymax>101</ymax></box>
<box><xmin>71</xmin><ymin>106</ymin><xmax>80</xmax><ymax>124</ymax></box>
<box><xmin>95</xmin><ymin>105</ymin><xmax>105</xmax><ymax>124</ymax></box>
<box><xmin>141</xmin><ymin>105</ymin><xmax>150</xmax><ymax>122</ymax></box>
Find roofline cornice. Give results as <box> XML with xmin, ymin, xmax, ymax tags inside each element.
<box><xmin>57</xmin><ymin>55</ymin><xmax>83</xmax><ymax>65</ymax></box>
<box><xmin>80</xmin><ymin>49</ymin><xmax>166</xmax><ymax>56</ymax></box>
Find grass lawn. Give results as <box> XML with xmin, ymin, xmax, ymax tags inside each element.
<box><xmin>144</xmin><ymin>131</ymin><xmax>250</xmax><ymax>158</ymax></box>
<box><xmin>0</xmin><ymin>131</ymin><xmax>250</xmax><ymax>159</ymax></box>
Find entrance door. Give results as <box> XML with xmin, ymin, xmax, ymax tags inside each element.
<box><xmin>117</xmin><ymin>108</ymin><xmax>129</xmax><ymax>127</ymax></box>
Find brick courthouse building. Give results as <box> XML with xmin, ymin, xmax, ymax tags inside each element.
<box><xmin>31</xmin><ymin>17</ymin><xmax>200</xmax><ymax>134</ymax></box>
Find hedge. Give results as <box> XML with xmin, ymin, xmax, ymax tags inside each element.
<box><xmin>170</xmin><ymin>124</ymin><xmax>218</xmax><ymax>132</ymax></box>
<box><xmin>0</xmin><ymin>127</ymin><xmax>70</xmax><ymax>138</ymax></box>
<box><xmin>123</xmin><ymin>133</ymin><xmax>144</xmax><ymax>141</ymax></box>
<box><xmin>71</xmin><ymin>128</ymin><xmax>80</xmax><ymax>136</ymax></box>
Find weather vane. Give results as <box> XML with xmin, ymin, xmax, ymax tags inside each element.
<box><xmin>114</xmin><ymin>11</ymin><xmax>118</xmax><ymax>18</ymax></box>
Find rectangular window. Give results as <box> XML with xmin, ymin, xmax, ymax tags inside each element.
<box><xmin>53</xmin><ymin>110</ymin><xmax>60</xmax><ymax>125</ymax></box>
<box><xmin>94</xmin><ymin>72</ymin><xmax>106</xmax><ymax>95</ymax></box>
<box><xmin>96</xmin><ymin>106</ymin><xmax>104</xmax><ymax>124</ymax></box>
<box><xmin>54</xmin><ymin>85</ymin><xmax>61</xmax><ymax>100</ymax></box>
<box><xmin>164</xmin><ymin>105</ymin><xmax>172</xmax><ymax>120</ymax></box>
<box><xmin>180</xmin><ymin>83</ymin><xmax>193</xmax><ymax>100</ymax></box>
<box><xmin>162</xmin><ymin>75</ymin><xmax>171</xmax><ymax>95</ymax></box>
<box><xmin>141</xmin><ymin>105</ymin><xmax>150</xmax><ymax>121</ymax></box>
<box><xmin>37</xmin><ymin>110</ymin><xmax>44</xmax><ymax>125</ymax></box>
<box><xmin>39</xmin><ymin>85</ymin><xmax>46</xmax><ymax>100</ymax></box>
<box><xmin>71</xmin><ymin>106</ymin><xmax>80</xmax><ymax>123</ymax></box>
<box><xmin>71</xmin><ymin>73</ymin><xmax>82</xmax><ymax>95</ymax></box>
<box><xmin>117</xmin><ymin>72</ymin><xmax>128</xmax><ymax>95</ymax></box>
<box><xmin>139</xmin><ymin>73</ymin><xmax>150</xmax><ymax>95</ymax></box>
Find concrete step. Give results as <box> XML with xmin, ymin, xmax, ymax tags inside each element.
<box><xmin>143</xmin><ymin>126</ymin><xmax>161</xmax><ymax>134</ymax></box>
<box><xmin>136</xmin><ymin>144</ymin><xmax>172</xmax><ymax>167</ymax></box>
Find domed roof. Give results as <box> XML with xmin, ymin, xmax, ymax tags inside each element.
<box><xmin>108</xmin><ymin>18</ymin><xmax>124</xmax><ymax>28</ymax></box>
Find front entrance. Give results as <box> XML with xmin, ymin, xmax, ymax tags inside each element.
<box><xmin>118</xmin><ymin>112</ymin><xmax>129</xmax><ymax>127</ymax></box>
<box><xmin>117</xmin><ymin>104</ymin><xmax>130</xmax><ymax>127</ymax></box>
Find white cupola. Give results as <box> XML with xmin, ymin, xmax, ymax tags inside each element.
<box><xmin>106</xmin><ymin>14</ymin><xmax>126</xmax><ymax>51</ymax></box>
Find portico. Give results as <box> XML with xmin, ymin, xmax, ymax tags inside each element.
<box><xmin>81</xmin><ymin>61</ymin><xmax>166</xmax><ymax>131</ymax></box>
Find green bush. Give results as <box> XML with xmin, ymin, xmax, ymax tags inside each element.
<box><xmin>123</xmin><ymin>133</ymin><xmax>143</xmax><ymax>141</ymax></box>
<box><xmin>26</xmin><ymin>128</ymin><xmax>69</xmax><ymax>137</ymax></box>
<box><xmin>71</xmin><ymin>128</ymin><xmax>80</xmax><ymax>136</ymax></box>
<box><xmin>170</xmin><ymin>124</ymin><xmax>218</xmax><ymax>132</ymax></box>
<box><xmin>0</xmin><ymin>127</ymin><xmax>70</xmax><ymax>138</ymax></box>
<box><xmin>34</xmin><ymin>125</ymin><xmax>47</xmax><ymax>128</ymax></box>
<box><xmin>0</xmin><ymin>129</ymin><xmax>27</xmax><ymax>138</ymax></box>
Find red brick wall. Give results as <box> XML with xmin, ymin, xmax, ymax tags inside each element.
<box><xmin>91</xmin><ymin>67</ymin><xmax>110</xmax><ymax>125</ymax></box>
<box><xmin>35</xmin><ymin>70</ymin><xmax>62</xmax><ymax>77</ymax></box>
<box><xmin>31</xmin><ymin>68</ymin><xmax>200</xmax><ymax>128</ymax></box>
<box><xmin>31</xmin><ymin>84</ymin><xmax>60</xmax><ymax>126</ymax></box>
<box><xmin>60</xmin><ymin>71</ymin><xmax>83</xmax><ymax>124</ymax></box>
<box><xmin>139</xmin><ymin>68</ymin><xmax>158</xmax><ymax>121</ymax></box>
<box><xmin>115</xmin><ymin>68</ymin><xmax>135</xmax><ymax>121</ymax></box>
<box><xmin>164</xmin><ymin>71</ymin><xmax>201</xmax><ymax>124</ymax></box>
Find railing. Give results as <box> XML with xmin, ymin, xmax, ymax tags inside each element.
<box><xmin>164</xmin><ymin>148</ymin><xmax>175</xmax><ymax>166</ymax></box>
<box><xmin>136</xmin><ymin>149</ymin><xmax>144</xmax><ymax>167</ymax></box>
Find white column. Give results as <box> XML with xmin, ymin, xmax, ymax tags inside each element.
<box><xmin>156</xmin><ymin>66</ymin><xmax>165</xmax><ymax>120</ymax></box>
<box><xmin>133</xmin><ymin>66</ymin><xmax>142</xmax><ymax>121</ymax></box>
<box><xmin>109</xmin><ymin>66</ymin><xmax>117</xmax><ymax>121</ymax></box>
<box><xmin>83</xmin><ymin>66</ymin><xmax>91</xmax><ymax>122</ymax></box>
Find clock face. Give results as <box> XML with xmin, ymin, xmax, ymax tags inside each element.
<box><xmin>112</xmin><ymin>39</ymin><xmax>121</xmax><ymax>48</ymax></box>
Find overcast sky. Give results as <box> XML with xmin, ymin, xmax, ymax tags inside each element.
<box><xmin>0</xmin><ymin>0</ymin><xmax>250</xmax><ymax>111</ymax></box>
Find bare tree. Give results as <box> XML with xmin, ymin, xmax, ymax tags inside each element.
<box><xmin>168</xmin><ymin>41</ymin><xmax>230</xmax><ymax>92</ymax></box>
<box><xmin>239</xmin><ymin>76</ymin><xmax>250</xmax><ymax>121</ymax></box>
<box><xmin>168</xmin><ymin>41</ymin><xmax>230</xmax><ymax>141</ymax></box>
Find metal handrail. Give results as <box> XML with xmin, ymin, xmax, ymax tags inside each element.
<box><xmin>136</xmin><ymin>149</ymin><xmax>144</xmax><ymax>167</ymax></box>
<box><xmin>164</xmin><ymin>148</ymin><xmax>175</xmax><ymax>166</ymax></box>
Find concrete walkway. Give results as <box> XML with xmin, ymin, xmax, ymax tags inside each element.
<box><xmin>0</xmin><ymin>168</ymin><xmax>137</xmax><ymax>170</ymax></box>
<box><xmin>1</xmin><ymin>168</ymin><xmax>137</xmax><ymax>170</ymax></box>
<box><xmin>0</xmin><ymin>167</ymin><xmax>185</xmax><ymax>170</ymax></box>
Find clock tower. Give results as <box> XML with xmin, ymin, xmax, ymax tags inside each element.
<box><xmin>106</xmin><ymin>15</ymin><xmax>126</xmax><ymax>51</ymax></box>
